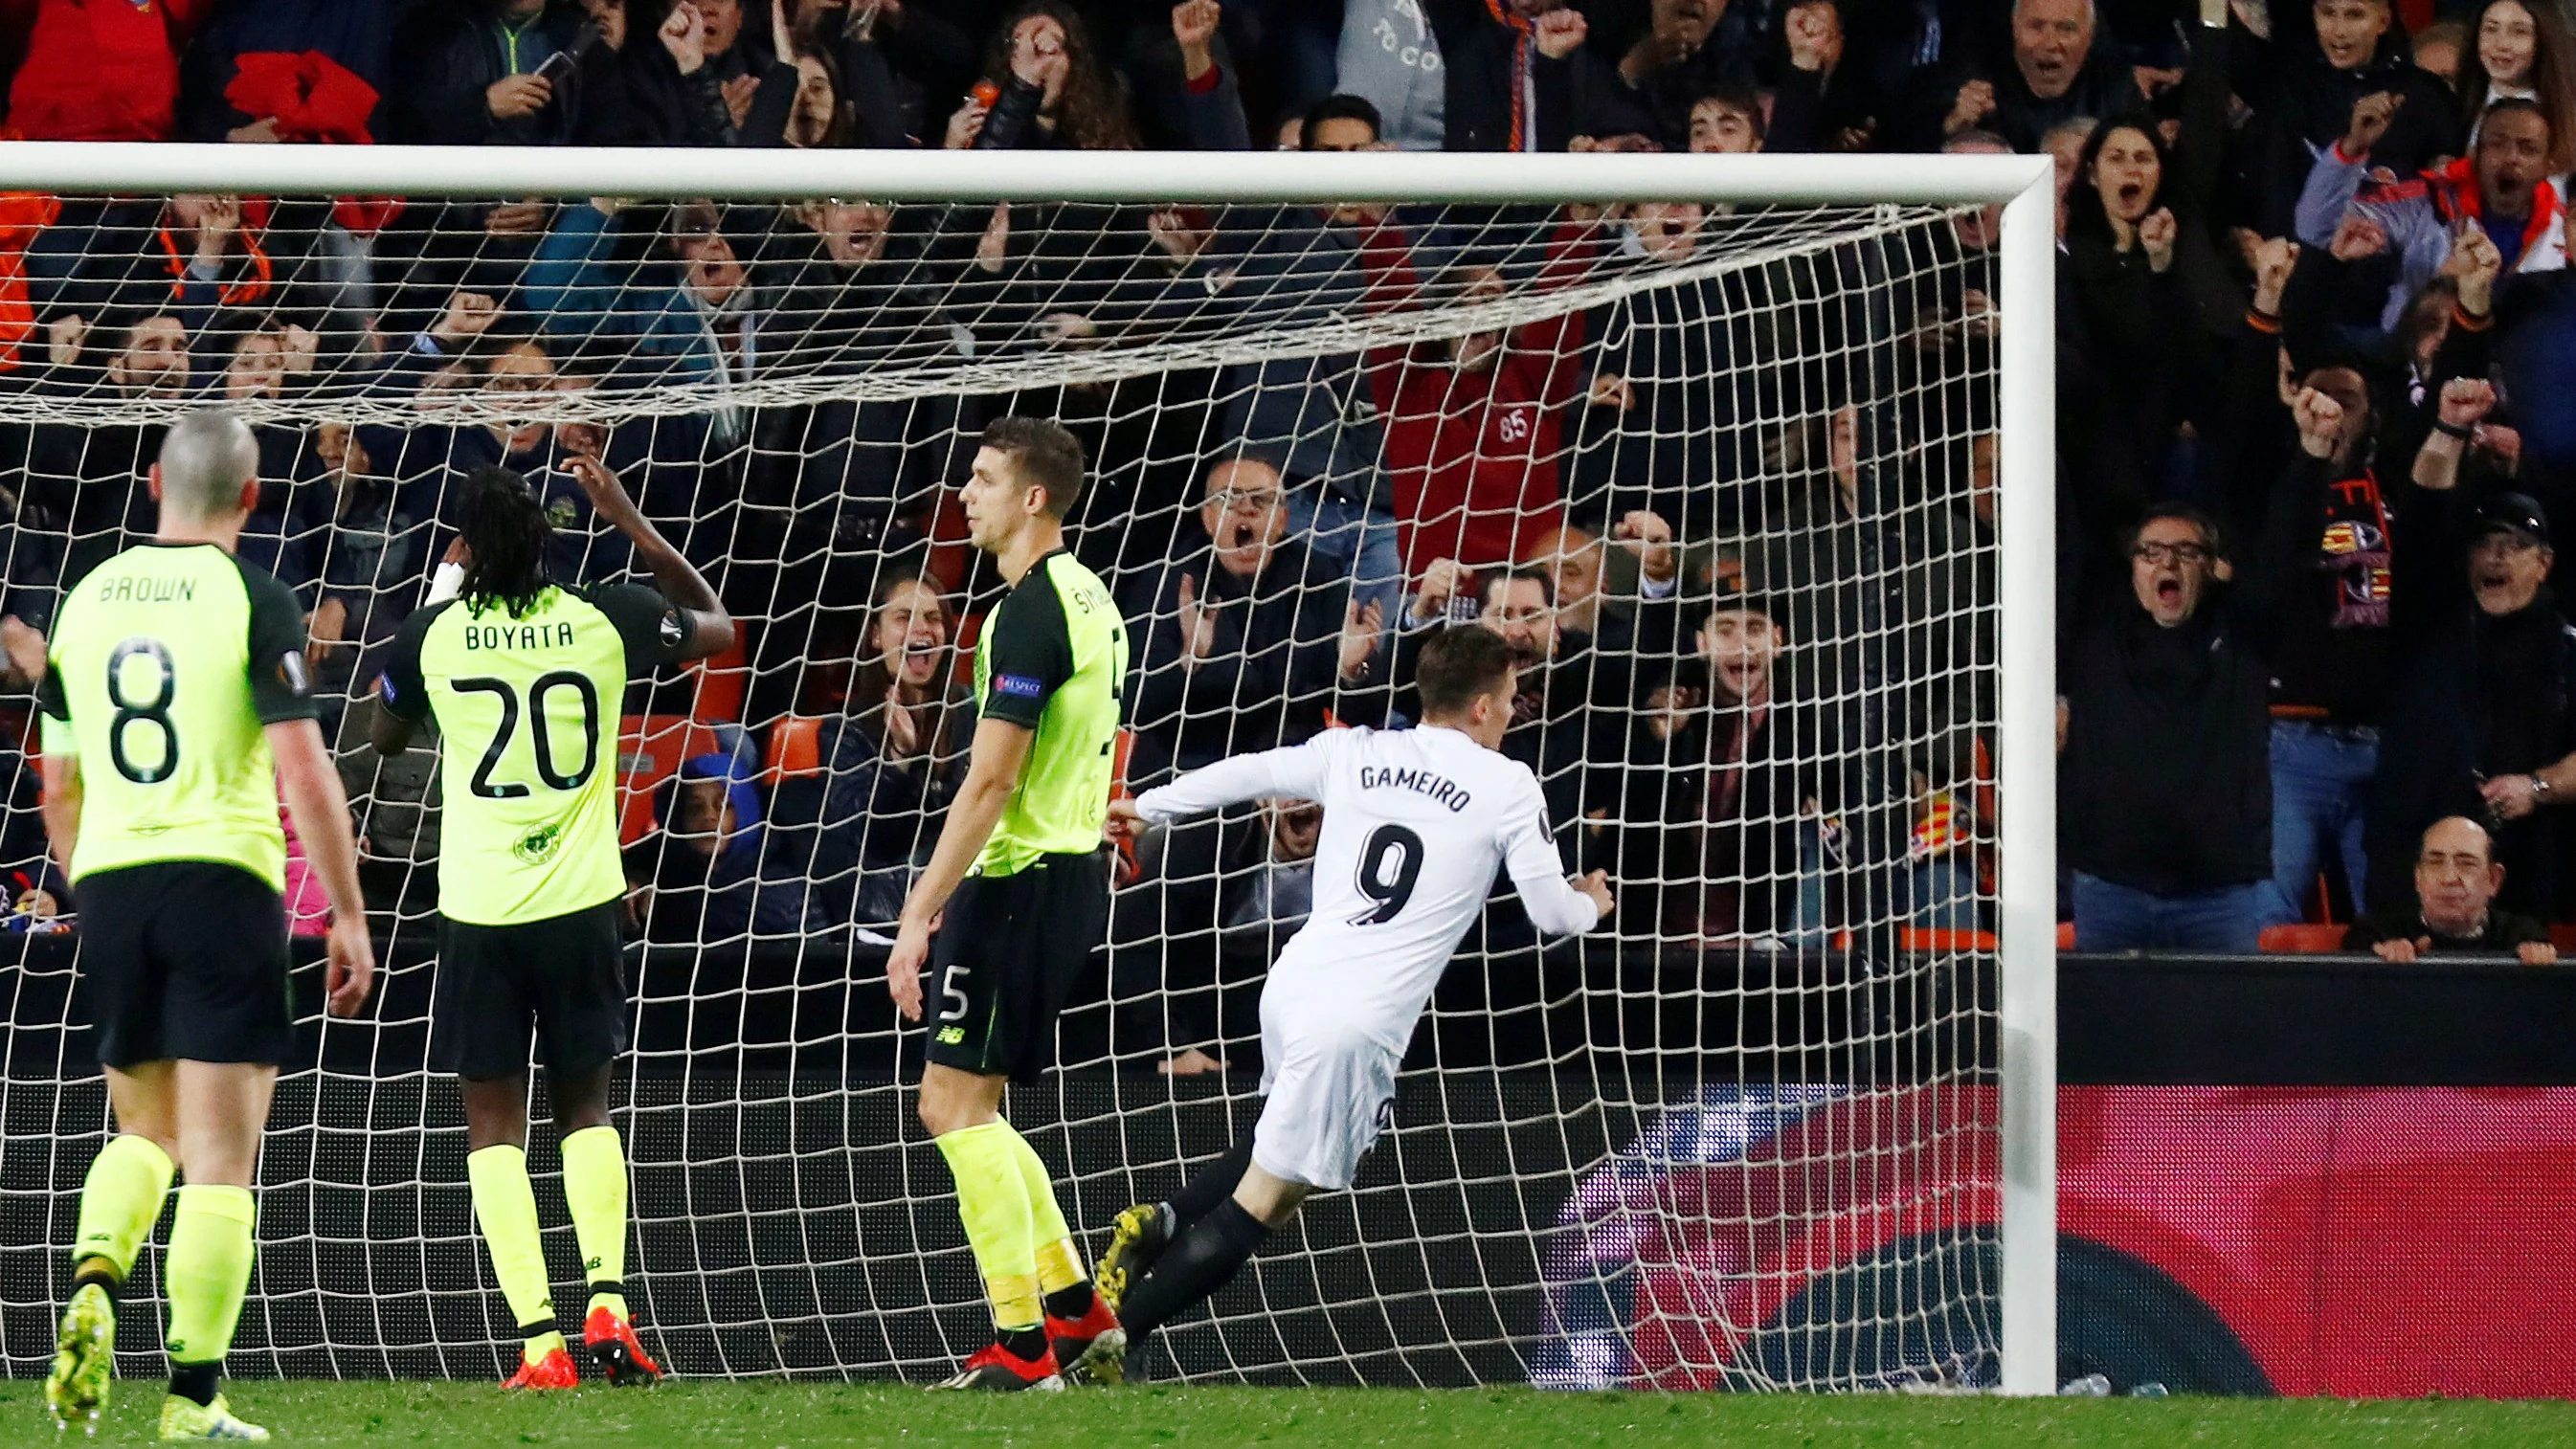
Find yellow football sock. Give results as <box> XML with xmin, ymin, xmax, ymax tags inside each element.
<box><xmin>559</xmin><ymin>1126</ymin><xmax>631</xmax><ymax>1321</ymax></box>
<box><xmin>466</xmin><ymin>1145</ymin><xmax>558</xmax><ymax>1359</ymax></box>
<box><xmin>164</xmin><ymin>1185</ymin><xmax>254</xmax><ymax>1370</ymax></box>
<box><xmin>72</xmin><ymin>1133</ymin><xmax>174</xmax><ymax>1282</ymax></box>
<box><xmin>933</xmin><ymin>1121</ymin><xmax>1041</xmax><ymax>1330</ymax></box>
<box><xmin>1001</xmin><ymin>1128</ymin><xmax>1086</xmax><ymax>1296</ymax></box>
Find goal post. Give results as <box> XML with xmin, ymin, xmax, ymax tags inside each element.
<box><xmin>0</xmin><ymin>142</ymin><xmax>2055</xmax><ymax>1392</ymax></box>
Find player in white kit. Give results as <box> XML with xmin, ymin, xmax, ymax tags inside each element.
<box><xmin>1081</xmin><ymin>628</ymin><xmax>1612</xmax><ymax>1379</ymax></box>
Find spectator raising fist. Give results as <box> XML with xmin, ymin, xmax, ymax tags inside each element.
<box><xmin>2341</xmin><ymin>90</ymin><xmax>2402</xmax><ymax>159</ymax></box>
<box><xmin>1173</xmin><ymin>1</ymin><xmax>1221</xmax><ymax>83</ymax></box>
<box><xmin>2293</xmin><ymin>387</ymin><xmax>2346</xmax><ymax>459</ymax></box>
<box><xmin>1533</xmin><ymin>7</ymin><xmax>1588</xmax><ymax>60</ymax></box>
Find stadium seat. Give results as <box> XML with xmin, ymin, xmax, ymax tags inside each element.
<box><xmin>763</xmin><ymin>715</ymin><xmax>824</xmax><ymax>789</ymax></box>
<box><xmin>617</xmin><ymin>714</ymin><xmax>727</xmax><ymax>847</ymax></box>
<box><xmin>687</xmin><ymin>637</ymin><xmax>750</xmax><ymax>723</ymax></box>
<box><xmin>2259</xmin><ymin>924</ymin><xmax>2347</xmax><ymax>954</ymax></box>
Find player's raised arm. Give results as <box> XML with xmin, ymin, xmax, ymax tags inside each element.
<box><xmin>564</xmin><ymin>454</ymin><xmax>734</xmax><ymax>659</ymax></box>
<box><xmin>1120</xmin><ymin>735</ymin><xmax>1339</xmax><ymax>836</ymax></box>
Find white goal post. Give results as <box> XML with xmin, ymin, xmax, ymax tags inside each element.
<box><xmin>0</xmin><ymin>141</ymin><xmax>2054</xmax><ymax>1393</ymax></box>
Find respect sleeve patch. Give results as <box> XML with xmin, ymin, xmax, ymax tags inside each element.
<box><xmin>995</xmin><ymin>674</ymin><xmax>1046</xmax><ymax>699</ymax></box>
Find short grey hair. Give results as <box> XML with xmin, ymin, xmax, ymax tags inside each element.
<box><xmin>2014</xmin><ymin>0</ymin><xmax>2096</xmax><ymax>26</ymax></box>
<box><xmin>157</xmin><ymin>409</ymin><xmax>260</xmax><ymax>523</ymax></box>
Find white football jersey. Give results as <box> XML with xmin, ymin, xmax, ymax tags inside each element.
<box><xmin>1131</xmin><ymin>725</ymin><xmax>1605</xmax><ymax>1049</ymax></box>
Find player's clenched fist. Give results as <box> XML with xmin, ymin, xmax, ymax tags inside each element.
<box><xmin>1572</xmin><ymin>869</ymin><xmax>1615</xmax><ymax>920</ymax></box>
<box><xmin>325</xmin><ymin>915</ymin><xmax>375</xmax><ymax>1018</ymax></box>
<box><xmin>1104</xmin><ymin>795</ymin><xmax>1147</xmax><ymax>845</ymax></box>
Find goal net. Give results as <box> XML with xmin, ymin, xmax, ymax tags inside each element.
<box><xmin>0</xmin><ymin>150</ymin><xmax>2042</xmax><ymax>1391</ymax></box>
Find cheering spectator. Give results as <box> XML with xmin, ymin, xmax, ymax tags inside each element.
<box><xmin>2433</xmin><ymin>212</ymin><xmax>2575</xmax><ymax>517</ymax></box>
<box><xmin>2254</xmin><ymin>368</ymin><xmax>2406</xmax><ymax>926</ymax></box>
<box><xmin>2251</xmin><ymin>0</ymin><xmax>2463</xmax><ymax>235</ymax></box>
<box><xmin>1600</xmin><ymin>0</ymin><xmax>1767</xmax><ymax>150</ymax></box>
<box><xmin>2</xmin><ymin>0</ymin><xmax>208</xmax><ymax>142</ymax></box>
<box><xmin>788</xmin><ymin>570</ymin><xmax>975</xmax><ymax>924</ymax></box>
<box><xmin>2061</xmin><ymin>505</ymin><xmax>2277</xmax><ymax>951</ymax></box>
<box><xmin>945</xmin><ymin>1</ymin><xmax>1138</xmax><ymax>151</ymax></box>
<box><xmin>1620</xmin><ymin>584</ymin><xmax>1863</xmax><ymax>950</ymax></box>
<box><xmin>1912</xmin><ymin>0</ymin><xmax>2134</xmax><ymax>153</ymax></box>
<box><xmin>1357</xmin><ymin>208</ymin><xmax>1601</xmax><ymax>581</ymax></box>
<box><xmin>2296</xmin><ymin>95</ymin><xmax>2564</xmax><ymax>331</ymax></box>
<box><xmin>1124</xmin><ymin>457</ymin><xmax>1379</xmax><ymax>784</ymax></box>
<box><xmin>1443</xmin><ymin>0</ymin><xmax>1620</xmax><ymax>152</ymax></box>
<box><xmin>526</xmin><ymin>199</ymin><xmax>771</xmax><ymax>412</ymax></box>
<box><xmin>2453</xmin><ymin>0</ymin><xmax>2576</xmax><ymax>163</ymax></box>
<box><xmin>1128</xmin><ymin>0</ymin><xmax>1252</xmax><ymax>151</ymax></box>
<box><xmin>2343</xmin><ymin>815</ymin><xmax>2558</xmax><ymax>962</ymax></box>
<box><xmin>1160</xmin><ymin>97</ymin><xmax>1405</xmax><ymax>622</ymax></box>
<box><xmin>2372</xmin><ymin>379</ymin><xmax>2576</xmax><ymax>918</ymax></box>
<box><xmin>1769</xmin><ymin>1</ymin><xmax>1883</xmax><ymax>153</ymax></box>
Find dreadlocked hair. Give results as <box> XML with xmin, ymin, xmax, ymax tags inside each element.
<box><xmin>459</xmin><ymin>465</ymin><xmax>554</xmax><ymax>619</ymax></box>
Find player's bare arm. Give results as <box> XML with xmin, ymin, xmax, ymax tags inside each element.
<box><xmin>37</xmin><ymin>752</ymin><xmax>79</xmax><ymax>878</ymax></box>
<box><xmin>564</xmin><ymin>455</ymin><xmax>734</xmax><ymax>658</ymax></box>
<box><xmin>886</xmin><ymin>715</ymin><xmax>1036</xmax><ymax>1020</ymax></box>
<box><xmin>269</xmin><ymin>719</ymin><xmax>375</xmax><ymax>1017</ymax></box>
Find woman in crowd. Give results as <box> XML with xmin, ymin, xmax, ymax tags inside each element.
<box><xmin>2453</xmin><ymin>0</ymin><xmax>2576</xmax><ymax>167</ymax></box>
<box><xmin>787</xmin><ymin>570</ymin><xmax>974</xmax><ymax>925</ymax></box>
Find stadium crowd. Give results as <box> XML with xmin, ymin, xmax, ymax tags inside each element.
<box><xmin>0</xmin><ymin>0</ymin><xmax>2571</xmax><ymax>1070</ymax></box>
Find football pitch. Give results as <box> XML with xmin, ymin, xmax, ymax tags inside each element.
<box><xmin>0</xmin><ymin>1383</ymin><xmax>2572</xmax><ymax>1448</ymax></box>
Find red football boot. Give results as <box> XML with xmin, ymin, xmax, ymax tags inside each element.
<box><xmin>503</xmin><ymin>1346</ymin><xmax>581</xmax><ymax>1391</ymax></box>
<box><xmin>1047</xmin><ymin>1293</ymin><xmax>1128</xmax><ymax>1385</ymax></box>
<box><xmin>931</xmin><ymin>1340</ymin><xmax>1066</xmax><ymax>1392</ymax></box>
<box><xmin>583</xmin><ymin>1305</ymin><xmax>663</xmax><ymax>1386</ymax></box>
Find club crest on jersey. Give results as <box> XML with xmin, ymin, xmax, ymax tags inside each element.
<box><xmin>513</xmin><ymin>822</ymin><xmax>564</xmax><ymax>864</ymax></box>
<box><xmin>995</xmin><ymin>673</ymin><xmax>1044</xmax><ymax>699</ymax></box>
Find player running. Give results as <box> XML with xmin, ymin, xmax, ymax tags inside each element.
<box><xmin>373</xmin><ymin>458</ymin><xmax>732</xmax><ymax>1390</ymax></box>
<box><xmin>1089</xmin><ymin>627</ymin><xmax>1612</xmax><ymax>1378</ymax></box>
<box><xmin>11</xmin><ymin>411</ymin><xmax>375</xmax><ymax>1439</ymax></box>
<box><xmin>885</xmin><ymin>416</ymin><xmax>1128</xmax><ymax>1392</ymax></box>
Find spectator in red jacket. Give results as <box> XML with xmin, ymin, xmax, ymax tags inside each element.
<box><xmin>1357</xmin><ymin>210</ymin><xmax>1602</xmax><ymax>584</ymax></box>
<box><xmin>2</xmin><ymin>0</ymin><xmax>211</xmax><ymax>142</ymax></box>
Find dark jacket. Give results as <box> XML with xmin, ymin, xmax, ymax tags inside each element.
<box><xmin>1124</xmin><ymin>539</ymin><xmax>1354</xmax><ymax>783</ymax></box>
<box><xmin>385</xmin><ymin>1</ymin><xmax>596</xmax><ymax>145</ymax></box>
<box><xmin>2341</xmin><ymin>902</ymin><xmax>2552</xmax><ymax>954</ymax></box>
<box><xmin>2369</xmin><ymin>485</ymin><xmax>2576</xmax><ymax>918</ymax></box>
<box><xmin>2247</xmin><ymin>25</ymin><xmax>2463</xmax><ymax>235</ymax></box>
<box><xmin>1442</xmin><ymin>5</ymin><xmax>1625</xmax><ymax>152</ymax></box>
<box><xmin>2060</xmin><ymin>591</ymin><xmax>2275</xmax><ymax>894</ymax></box>
<box><xmin>1618</xmin><ymin>676</ymin><xmax>1864</xmax><ymax>944</ymax></box>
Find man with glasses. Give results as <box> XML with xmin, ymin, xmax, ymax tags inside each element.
<box><xmin>2059</xmin><ymin>504</ymin><xmax>2278</xmax><ymax>951</ymax></box>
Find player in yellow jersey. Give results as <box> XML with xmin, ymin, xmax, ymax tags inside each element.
<box><xmin>373</xmin><ymin>458</ymin><xmax>731</xmax><ymax>1390</ymax></box>
<box><xmin>885</xmin><ymin>417</ymin><xmax>1129</xmax><ymax>1390</ymax></box>
<box><xmin>5</xmin><ymin>411</ymin><xmax>374</xmax><ymax>1440</ymax></box>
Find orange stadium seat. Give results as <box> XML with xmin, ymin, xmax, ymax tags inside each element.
<box><xmin>2259</xmin><ymin>924</ymin><xmax>2347</xmax><ymax>954</ymax></box>
<box><xmin>616</xmin><ymin>714</ymin><xmax>727</xmax><ymax>847</ymax></box>
<box><xmin>686</xmin><ymin>636</ymin><xmax>749</xmax><ymax>724</ymax></box>
<box><xmin>764</xmin><ymin>714</ymin><xmax>824</xmax><ymax>789</ymax></box>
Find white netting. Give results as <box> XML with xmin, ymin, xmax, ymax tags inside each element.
<box><xmin>0</xmin><ymin>187</ymin><xmax>2003</xmax><ymax>1389</ymax></box>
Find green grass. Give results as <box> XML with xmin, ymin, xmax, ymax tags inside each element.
<box><xmin>0</xmin><ymin>1382</ymin><xmax>2570</xmax><ymax>1449</ymax></box>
